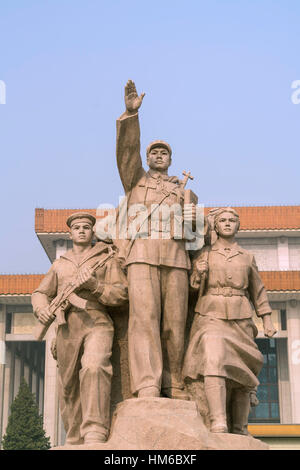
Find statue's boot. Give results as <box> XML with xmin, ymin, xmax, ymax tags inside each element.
<box><xmin>204</xmin><ymin>376</ymin><xmax>228</xmax><ymax>433</ymax></box>
<box><xmin>231</xmin><ymin>388</ymin><xmax>250</xmax><ymax>435</ymax></box>
<box><xmin>84</xmin><ymin>430</ymin><xmax>108</xmax><ymax>444</ymax></box>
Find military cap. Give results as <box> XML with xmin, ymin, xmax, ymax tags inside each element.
<box><xmin>66</xmin><ymin>212</ymin><xmax>96</xmax><ymax>228</ymax></box>
<box><xmin>146</xmin><ymin>140</ymin><xmax>172</xmax><ymax>157</ymax></box>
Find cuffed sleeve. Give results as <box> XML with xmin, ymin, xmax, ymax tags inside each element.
<box><xmin>31</xmin><ymin>264</ymin><xmax>58</xmax><ymax>318</ymax></box>
<box><xmin>97</xmin><ymin>258</ymin><xmax>128</xmax><ymax>307</ymax></box>
<box><xmin>248</xmin><ymin>256</ymin><xmax>272</xmax><ymax>317</ymax></box>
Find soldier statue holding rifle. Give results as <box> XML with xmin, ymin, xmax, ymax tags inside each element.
<box><xmin>116</xmin><ymin>80</ymin><xmax>199</xmax><ymax>400</ymax></box>
<box><xmin>32</xmin><ymin>212</ymin><xmax>128</xmax><ymax>445</ymax></box>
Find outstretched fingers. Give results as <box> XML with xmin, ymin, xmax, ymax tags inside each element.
<box><xmin>125</xmin><ymin>79</ymin><xmax>137</xmax><ymax>96</ymax></box>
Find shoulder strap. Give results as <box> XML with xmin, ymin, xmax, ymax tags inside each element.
<box><xmin>125</xmin><ymin>187</ymin><xmax>177</xmax><ymax>259</ymax></box>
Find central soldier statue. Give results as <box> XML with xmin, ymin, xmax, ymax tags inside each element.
<box><xmin>116</xmin><ymin>80</ymin><xmax>198</xmax><ymax>399</ymax></box>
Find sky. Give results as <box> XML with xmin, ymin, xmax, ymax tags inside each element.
<box><xmin>0</xmin><ymin>0</ymin><xmax>300</xmax><ymax>273</ymax></box>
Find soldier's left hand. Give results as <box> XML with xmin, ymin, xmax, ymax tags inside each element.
<box><xmin>262</xmin><ymin>314</ymin><xmax>277</xmax><ymax>338</ymax></box>
<box><xmin>250</xmin><ymin>391</ymin><xmax>259</xmax><ymax>407</ymax></box>
<box><xmin>77</xmin><ymin>266</ymin><xmax>98</xmax><ymax>291</ymax></box>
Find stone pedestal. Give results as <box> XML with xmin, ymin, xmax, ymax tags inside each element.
<box><xmin>52</xmin><ymin>398</ymin><xmax>269</xmax><ymax>450</ymax></box>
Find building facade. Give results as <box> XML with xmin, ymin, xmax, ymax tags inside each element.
<box><xmin>0</xmin><ymin>205</ymin><xmax>300</xmax><ymax>449</ymax></box>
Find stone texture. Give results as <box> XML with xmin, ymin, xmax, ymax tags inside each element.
<box><xmin>109</xmin><ymin>307</ymin><xmax>132</xmax><ymax>409</ymax></box>
<box><xmin>52</xmin><ymin>398</ymin><xmax>269</xmax><ymax>450</ymax></box>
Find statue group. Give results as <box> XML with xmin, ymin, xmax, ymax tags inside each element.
<box><xmin>32</xmin><ymin>81</ymin><xmax>277</xmax><ymax>448</ymax></box>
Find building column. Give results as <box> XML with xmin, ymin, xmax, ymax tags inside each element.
<box><xmin>277</xmin><ymin>236</ymin><xmax>290</xmax><ymax>270</ymax></box>
<box><xmin>1</xmin><ymin>342</ymin><xmax>11</xmax><ymax>442</ymax></box>
<box><xmin>43</xmin><ymin>240</ymin><xmax>68</xmax><ymax>447</ymax></box>
<box><xmin>286</xmin><ymin>299</ymin><xmax>300</xmax><ymax>422</ymax></box>
<box><xmin>0</xmin><ymin>305</ymin><xmax>6</xmax><ymax>443</ymax></box>
<box><xmin>43</xmin><ymin>325</ymin><xmax>59</xmax><ymax>447</ymax></box>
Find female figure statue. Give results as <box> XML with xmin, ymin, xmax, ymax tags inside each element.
<box><xmin>183</xmin><ymin>208</ymin><xmax>277</xmax><ymax>434</ymax></box>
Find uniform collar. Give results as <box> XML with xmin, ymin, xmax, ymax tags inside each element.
<box><xmin>60</xmin><ymin>241</ymin><xmax>111</xmax><ymax>266</ymax></box>
<box><xmin>147</xmin><ymin>170</ymin><xmax>179</xmax><ymax>184</ymax></box>
<box><xmin>147</xmin><ymin>169</ymin><xmax>169</xmax><ymax>181</ymax></box>
<box><xmin>211</xmin><ymin>239</ymin><xmax>244</xmax><ymax>259</ymax></box>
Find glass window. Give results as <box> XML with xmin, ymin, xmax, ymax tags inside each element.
<box><xmin>280</xmin><ymin>309</ymin><xmax>287</xmax><ymax>331</ymax></box>
<box><xmin>259</xmin><ymin>367</ymin><xmax>268</xmax><ymax>383</ymax></box>
<box><xmin>269</xmin><ymin>385</ymin><xmax>278</xmax><ymax>401</ymax></box>
<box><xmin>257</xmin><ymin>385</ymin><xmax>268</xmax><ymax>401</ymax></box>
<box><xmin>254</xmin><ymin>403</ymin><xmax>269</xmax><ymax>419</ymax></box>
<box><xmin>5</xmin><ymin>313</ymin><xmax>12</xmax><ymax>334</ymax></box>
<box><xmin>248</xmin><ymin>338</ymin><xmax>280</xmax><ymax>423</ymax></box>
<box><xmin>271</xmin><ymin>403</ymin><xmax>279</xmax><ymax>419</ymax></box>
<box><xmin>268</xmin><ymin>367</ymin><xmax>277</xmax><ymax>383</ymax></box>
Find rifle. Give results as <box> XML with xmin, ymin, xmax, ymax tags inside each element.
<box><xmin>33</xmin><ymin>246</ymin><xmax>115</xmax><ymax>341</ymax></box>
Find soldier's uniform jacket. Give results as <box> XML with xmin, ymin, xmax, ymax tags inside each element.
<box><xmin>192</xmin><ymin>239</ymin><xmax>272</xmax><ymax>320</ymax></box>
<box><xmin>116</xmin><ymin>112</ymin><xmax>191</xmax><ymax>270</ymax></box>
<box><xmin>31</xmin><ymin>241</ymin><xmax>128</xmax><ymax>321</ymax></box>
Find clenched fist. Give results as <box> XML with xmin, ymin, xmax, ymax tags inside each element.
<box><xmin>77</xmin><ymin>266</ymin><xmax>98</xmax><ymax>292</ymax></box>
<box><xmin>38</xmin><ymin>306</ymin><xmax>55</xmax><ymax>325</ymax></box>
<box><xmin>262</xmin><ymin>314</ymin><xmax>277</xmax><ymax>338</ymax></box>
<box><xmin>195</xmin><ymin>260</ymin><xmax>209</xmax><ymax>276</ymax></box>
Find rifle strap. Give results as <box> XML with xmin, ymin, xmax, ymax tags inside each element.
<box><xmin>125</xmin><ymin>188</ymin><xmax>176</xmax><ymax>260</ymax></box>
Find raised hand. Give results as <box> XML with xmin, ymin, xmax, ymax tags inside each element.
<box><xmin>125</xmin><ymin>80</ymin><xmax>145</xmax><ymax>114</ymax></box>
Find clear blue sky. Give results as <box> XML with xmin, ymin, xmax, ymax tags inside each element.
<box><xmin>0</xmin><ymin>0</ymin><xmax>299</xmax><ymax>273</ymax></box>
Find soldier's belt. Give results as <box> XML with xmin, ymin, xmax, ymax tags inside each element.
<box><xmin>207</xmin><ymin>287</ymin><xmax>247</xmax><ymax>297</ymax></box>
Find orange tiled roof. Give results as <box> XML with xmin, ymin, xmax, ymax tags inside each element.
<box><xmin>260</xmin><ymin>271</ymin><xmax>300</xmax><ymax>291</ymax></box>
<box><xmin>223</xmin><ymin>206</ymin><xmax>300</xmax><ymax>231</ymax></box>
<box><xmin>35</xmin><ymin>206</ymin><xmax>300</xmax><ymax>233</ymax></box>
<box><xmin>0</xmin><ymin>275</ymin><xmax>44</xmax><ymax>295</ymax></box>
<box><xmin>0</xmin><ymin>272</ymin><xmax>300</xmax><ymax>295</ymax></box>
<box><xmin>35</xmin><ymin>209</ymin><xmax>99</xmax><ymax>233</ymax></box>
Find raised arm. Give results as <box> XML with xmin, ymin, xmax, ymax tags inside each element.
<box><xmin>116</xmin><ymin>80</ymin><xmax>146</xmax><ymax>193</ymax></box>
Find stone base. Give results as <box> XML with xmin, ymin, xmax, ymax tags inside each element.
<box><xmin>52</xmin><ymin>398</ymin><xmax>269</xmax><ymax>450</ymax></box>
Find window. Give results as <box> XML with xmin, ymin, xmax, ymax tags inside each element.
<box><xmin>5</xmin><ymin>313</ymin><xmax>12</xmax><ymax>334</ymax></box>
<box><xmin>248</xmin><ymin>338</ymin><xmax>280</xmax><ymax>423</ymax></box>
<box><xmin>280</xmin><ymin>309</ymin><xmax>287</xmax><ymax>331</ymax></box>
